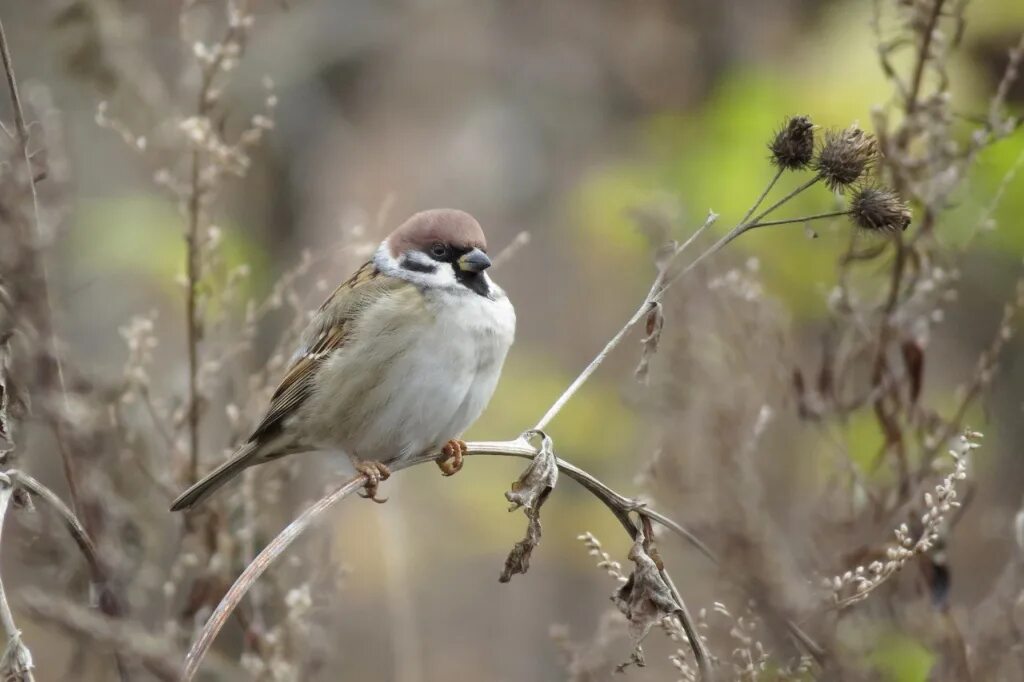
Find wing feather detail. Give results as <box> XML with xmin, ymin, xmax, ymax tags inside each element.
<box><xmin>248</xmin><ymin>261</ymin><xmax>400</xmax><ymax>441</ymax></box>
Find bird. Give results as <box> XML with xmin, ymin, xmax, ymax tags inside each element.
<box><xmin>170</xmin><ymin>208</ymin><xmax>516</xmax><ymax>511</ymax></box>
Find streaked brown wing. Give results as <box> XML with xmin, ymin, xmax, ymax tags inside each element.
<box><xmin>248</xmin><ymin>261</ymin><xmax>390</xmax><ymax>442</ymax></box>
<box><xmin>319</xmin><ymin>259</ymin><xmax>382</xmax><ymax>310</ymax></box>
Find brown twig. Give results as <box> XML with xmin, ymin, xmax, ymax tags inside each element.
<box><xmin>0</xmin><ymin>16</ymin><xmax>85</xmax><ymax>522</ymax></box>
<box><xmin>0</xmin><ymin>474</ymin><xmax>33</xmax><ymax>681</ymax></box>
<box><xmin>18</xmin><ymin>588</ymin><xmax>241</xmax><ymax>682</ymax></box>
<box><xmin>5</xmin><ymin>470</ymin><xmax>132</xmax><ymax>680</ymax></box>
<box><xmin>183</xmin><ymin>1</ymin><xmax>251</xmax><ymax>485</ymax></box>
<box><xmin>533</xmin><ymin>210</ymin><xmax>720</xmax><ymax>432</ymax></box>
<box><xmin>906</xmin><ymin>0</ymin><xmax>947</xmax><ymax>115</ymax></box>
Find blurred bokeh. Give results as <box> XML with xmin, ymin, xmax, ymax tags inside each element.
<box><xmin>2</xmin><ymin>0</ymin><xmax>1024</xmax><ymax>680</ymax></box>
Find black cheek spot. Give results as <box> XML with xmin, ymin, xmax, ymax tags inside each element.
<box><xmin>403</xmin><ymin>257</ymin><xmax>438</xmax><ymax>274</ymax></box>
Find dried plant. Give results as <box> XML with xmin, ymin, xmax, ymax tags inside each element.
<box><xmin>0</xmin><ymin>1</ymin><xmax>1021</xmax><ymax>681</ymax></box>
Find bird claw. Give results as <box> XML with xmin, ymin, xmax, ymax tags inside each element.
<box><xmin>355</xmin><ymin>461</ymin><xmax>391</xmax><ymax>503</ymax></box>
<box><xmin>436</xmin><ymin>439</ymin><xmax>466</xmax><ymax>477</ymax></box>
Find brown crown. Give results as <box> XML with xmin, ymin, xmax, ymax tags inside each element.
<box><xmin>387</xmin><ymin>209</ymin><xmax>487</xmax><ymax>257</ymax></box>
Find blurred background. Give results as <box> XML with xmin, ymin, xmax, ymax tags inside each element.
<box><xmin>2</xmin><ymin>0</ymin><xmax>1024</xmax><ymax>680</ymax></box>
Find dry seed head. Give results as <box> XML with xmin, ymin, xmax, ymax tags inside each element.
<box><xmin>769</xmin><ymin>115</ymin><xmax>815</xmax><ymax>170</ymax></box>
<box><xmin>815</xmin><ymin>125</ymin><xmax>878</xmax><ymax>191</ymax></box>
<box><xmin>849</xmin><ymin>186</ymin><xmax>911</xmax><ymax>233</ymax></box>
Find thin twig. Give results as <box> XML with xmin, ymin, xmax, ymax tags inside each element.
<box><xmin>738</xmin><ymin>167</ymin><xmax>784</xmax><ymax>227</ymax></box>
<box><xmin>906</xmin><ymin>0</ymin><xmax>947</xmax><ymax>114</ymax></box>
<box><xmin>535</xmin><ymin>171</ymin><xmax>820</xmax><ymax>433</ymax></box>
<box><xmin>4</xmin><ymin>471</ymin><xmax>131</xmax><ymax>679</ymax></box>
<box><xmin>184</xmin><ymin>1</ymin><xmax>250</xmax><ymax>484</ymax></box>
<box><xmin>661</xmin><ymin>567</ymin><xmax>711</xmax><ymax>679</ymax></box>
<box><xmin>0</xmin><ymin>474</ymin><xmax>33</xmax><ymax>681</ymax></box>
<box><xmin>533</xmin><ymin>211</ymin><xmax>719</xmax><ymax>432</ymax></box>
<box><xmin>181</xmin><ymin>475</ymin><xmax>365</xmax><ymax>680</ymax></box>
<box><xmin>18</xmin><ymin>589</ymin><xmax>241</xmax><ymax>682</ymax></box>
<box><xmin>0</xmin><ymin>16</ymin><xmax>84</xmax><ymax>521</ymax></box>
<box><xmin>743</xmin><ymin>210</ymin><xmax>849</xmax><ymax>230</ymax></box>
<box><xmin>653</xmin><ymin>175</ymin><xmax>821</xmax><ymax>302</ymax></box>
<box><xmin>491</xmin><ymin>231</ymin><xmax>531</xmax><ymax>270</ymax></box>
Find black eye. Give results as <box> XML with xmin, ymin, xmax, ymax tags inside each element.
<box><xmin>430</xmin><ymin>242</ymin><xmax>449</xmax><ymax>260</ymax></box>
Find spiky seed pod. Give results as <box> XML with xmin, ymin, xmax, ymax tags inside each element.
<box><xmin>769</xmin><ymin>115</ymin><xmax>815</xmax><ymax>170</ymax></box>
<box><xmin>815</xmin><ymin>125</ymin><xmax>878</xmax><ymax>191</ymax></box>
<box><xmin>849</xmin><ymin>186</ymin><xmax>911</xmax><ymax>233</ymax></box>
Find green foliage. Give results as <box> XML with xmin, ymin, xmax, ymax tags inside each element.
<box><xmin>70</xmin><ymin>194</ymin><xmax>268</xmax><ymax>300</ymax></box>
<box><xmin>870</xmin><ymin>631</ymin><xmax>935</xmax><ymax>682</ymax></box>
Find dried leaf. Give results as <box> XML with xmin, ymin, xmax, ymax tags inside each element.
<box><xmin>634</xmin><ymin>303</ymin><xmax>664</xmax><ymax>385</ymax></box>
<box><xmin>500</xmin><ymin>431</ymin><xmax>558</xmax><ymax>583</ymax></box>
<box><xmin>0</xmin><ymin>341</ymin><xmax>12</xmax><ymax>457</ymax></box>
<box><xmin>901</xmin><ymin>339</ymin><xmax>925</xmax><ymax>404</ymax></box>
<box><xmin>612</xmin><ymin>531</ymin><xmax>680</xmax><ymax>669</ymax></box>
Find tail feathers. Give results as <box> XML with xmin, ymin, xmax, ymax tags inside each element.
<box><xmin>170</xmin><ymin>441</ymin><xmax>261</xmax><ymax>511</ymax></box>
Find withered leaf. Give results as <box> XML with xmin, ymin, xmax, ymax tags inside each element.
<box><xmin>499</xmin><ymin>431</ymin><xmax>558</xmax><ymax>583</ymax></box>
<box><xmin>901</xmin><ymin>339</ymin><xmax>924</xmax><ymax>404</ymax></box>
<box><xmin>634</xmin><ymin>302</ymin><xmax>664</xmax><ymax>385</ymax></box>
<box><xmin>612</xmin><ymin>532</ymin><xmax>680</xmax><ymax>670</ymax></box>
<box><xmin>0</xmin><ymin>341</ymin><xmax>13</xmax><ymax>457</ymax></box>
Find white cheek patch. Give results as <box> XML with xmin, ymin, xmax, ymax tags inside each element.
<box><xmin>376</xmin><ymin>244</ymin><xmax>459</xmax><ymax>290</ymax></box>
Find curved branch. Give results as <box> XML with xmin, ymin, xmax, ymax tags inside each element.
<box><xmin>183</xmin><ymin>441</ymin><xmax>701</xmax><ymax>680</ymax></box>
<box><xmin>182</xmin><ymin>438</ymin><xmax>823</xmax><ymax>679</ymax></box>
<box><xmin>4</xmin><ymin>471</ymin><xmax>131</xmax><ymax>677</ymax></box>
<box><xmin>182</xmin><ymin>475</ymin><xmax>366</xmax><ymax>680</ymax></box>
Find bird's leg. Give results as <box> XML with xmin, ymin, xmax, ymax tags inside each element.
<box><xmin>435</xmin><ymin>439</ymin><xmax>466</xmax><ymax>477</ymax></box>
<box><xmin>354</xmin><ymin>460</ymin><xmax>391</xmax><ymax>503</ymax></box>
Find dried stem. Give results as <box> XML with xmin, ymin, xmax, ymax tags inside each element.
<box><xmin>744</xmin><ymin>210</ymin><xmax>849</xmax><ymax>230</ymax></box>
<box><xmin>181</xmin><ymin>475</ymin><xmax>365</xmax><ymax>680</ymax></box>
<box><xmin>0</xmin><ymin>474</ymin><xmax>33</xmax><ymax>681</ymax></box>
<box><xmin>533</xmin><ymin>210</ymin><xmax>719</xmax><ymax>432</ymax></box>
<box><xmin>18</xmin><ymin>589</ymin><xmax>234</xmax><ymax>682</ymax></box>
<box><xmin>661</xmin><ymin>566</ymin><xmax>710</xmax><ymax>679</ymax></box>
<box><xmin>184</xmin><ymin>1</ymin><xmax>250</xmax><ymax>484</ymax></box>
<box><xmin>906</xmin><ymin>0</ymin><xmax>947</xmax><ymax>114</ymax></box>
<box><xmin>656</xmin><ymin>175</ymin><xmax>822</xmax><ymax>299</ymax></box>
<box><xmin>738</xmin><ymin>167</ymin><xmax>784</xmax><ymax>226</ymax></box>
<box><xmin>4</xmin><ymin>471</ymin><xmax>130</xmax><ymax>679</ymax></box>
<box><xmin>0</xmin><ymin>15</ymin><xmax>84</xmax><ymax>520</ymax></box>
<box><xmin>185</xmin><ymin>149</ymin><xmax>202</xmax><ymax>485</ymax></box>
<box><xmin>491</xmin><ymin>231</ymin><xmax>532</xmax><ymax>270</ymax></box>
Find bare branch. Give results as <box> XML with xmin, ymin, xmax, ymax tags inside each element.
<box><xmin>177</xmin><ymin>440</ymin><xmax>662</xmax><ymax>679</ymax></box>
<box><xmin>0</xmin><ymin>474</ymin><xmax>33</xmax><ymax>681</ymax></box>
<box><xmin>0</xmin><ymin>14</ymin><xmax>83</xmax><ymax>518</ymax></box>
<box><xmin>490</xmin><ymin>230</ymin><xmax>531</xmax><ymax>270</ymax></box>
<box><xmin>18</xmin><ymin>589</ymin><xmax>238</xmax><ymax>682</ymax></box>
<box><xmin>533</xmin><ymin>210</ymin><xmax>719</xmax><ymax>432</ymax></box>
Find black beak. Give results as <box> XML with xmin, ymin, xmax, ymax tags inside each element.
<box><xmin>458</xmin><ymin>248</ymin><xmax>491</xmax><ymax>273</ymax></box>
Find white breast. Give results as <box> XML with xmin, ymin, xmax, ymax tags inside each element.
<box><xmin>306</xmin><ymin>285</ymin><xmax>515</xmax><ymax>463</ymax></box>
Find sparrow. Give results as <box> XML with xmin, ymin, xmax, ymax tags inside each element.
<box><xmin>171</xmin><ymin>209</ymin><xmax>516</xmax><ymax>510</ymax></box>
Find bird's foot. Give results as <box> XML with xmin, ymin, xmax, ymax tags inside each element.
<box><xmin>355</xmin><ymin>461</ymin><xmax>391</xmax><ymax>503</ymax></box>
<box><xmin>435</xmin><ymin>439</ymin><xmax>466</xmax><ymax>477</ymax></box>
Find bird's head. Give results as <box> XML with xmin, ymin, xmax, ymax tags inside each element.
<box><xmin>381</xmin><ymin>209</ymin><xmax>494</xmax><ymax>296</ymax></box>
